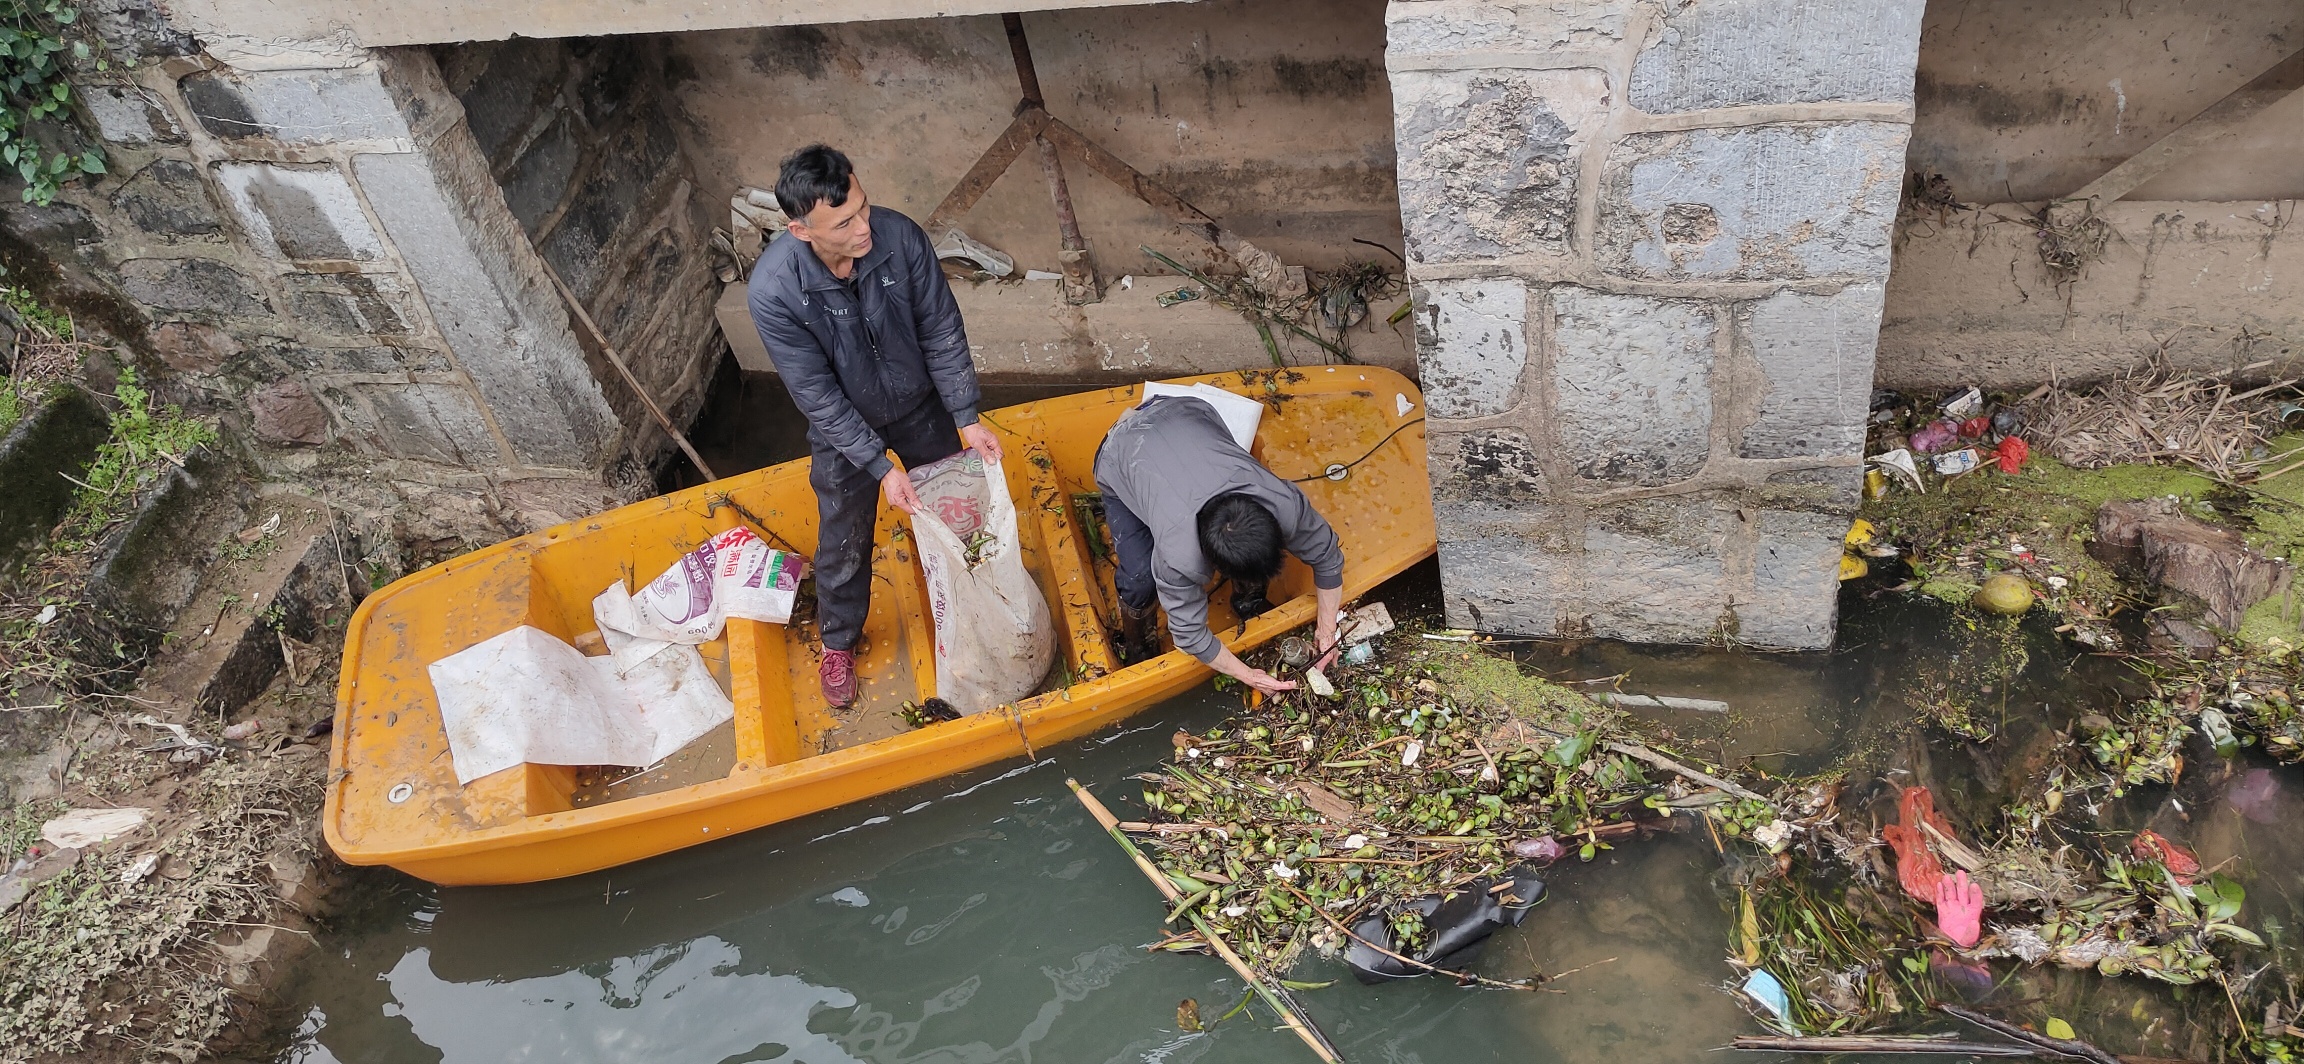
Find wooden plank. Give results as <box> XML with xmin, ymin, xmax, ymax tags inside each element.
<box><xmin>2068</xmin><ymin>46</ymin><xmax>2304</xmax><ymax>207</ymax></box>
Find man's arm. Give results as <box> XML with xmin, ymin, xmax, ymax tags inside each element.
<box><xmin>751</xmin><ymin>288</ymin><xmax>891</xmax><ymax>479</ymax></box>
<box><xmin>1268</xmin><ymin>483</ymin><xmax>1347</xmax><ymax>654</ymax></box>
<box><xmin>1159</xmin><ymin>569</ymin><xmax>1298</xmax><ymax>694</ymax></box>
<box><xmin>899</xmin><ymin>218</ymin><xmax>984</xmax><ymax>427</ymax></box>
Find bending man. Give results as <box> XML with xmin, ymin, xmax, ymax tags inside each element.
<box><xmin>1094</xmin><ymin>393</ymin><xmax>1344</xmax><ymax>693</ymax></box>
<box><xmin>747</xmin><ymin>145</ymin><xmax>1001</xmax><ymax>707</ymax></box>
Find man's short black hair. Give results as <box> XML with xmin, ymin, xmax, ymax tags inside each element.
<box><xmin>776</xmin><ymin>144</ymin><xmax>855</xmax><ymax>221</ymax></box>
<box><xmin>1197</xmin><ymin>493</ymin><xmax>1284</xmax><ymax>585</ymax></box>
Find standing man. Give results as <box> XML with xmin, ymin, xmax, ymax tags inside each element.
<box><xmin>1094</xmin><ymin>394</ymin><xmax>1345</xmax><ymax>694</ymax></box>
<box><xmin>748</xmin><ymin>145</ymin><xmax>1002</xmax><ymax>707</ymax></box>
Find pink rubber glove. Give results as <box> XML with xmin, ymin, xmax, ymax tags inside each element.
<box><xmin>1935</xmin><ymin>869</ymin><xmax>1983</xmax><ymax>948</ymax></box>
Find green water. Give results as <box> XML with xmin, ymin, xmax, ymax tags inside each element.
<box><xmin>271</xmin><ymin>592</ymin><xmax>2304</xmax><ymax>1064</ymax></box>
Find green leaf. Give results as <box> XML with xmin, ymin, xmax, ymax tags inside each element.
<box><xmin>75</xmin><ymin>150</ymin><xmax>98</xmax><ymax>174</ymax></box>
<box><xmin>1279</xmin><ymin>979</ymin><xmax>1334</xmax><ymax>991</ymax></box>
<box><xmin>2045</xmin><ymin>1018</ymin><xmax>2075</xmax><ymax>1041</ymax></box>
<box><xmin>2208</xmin><ymin>922</ymin><xmax>2266</xmax><ymax>948</ymax></box>
<box><xmin>2201</xmin><ymin>873</ymin><xmax>2245</xmax><ymax>922</ymax></box>
<box><xmin>1548</xmin><ymin>730</ymin><xmax>1594</xmax><ymax>767</ymax></box>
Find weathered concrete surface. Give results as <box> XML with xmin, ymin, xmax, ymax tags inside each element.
<box><xmin>1738</xmin><ymin>284</ymin><xmax>1883</xmax><ymax>459</ymax></box>
<box><xmin>1413</xmin><ymin>277</ymin><xmax>1525</xmax><ymax>418</ymax></box>
<box><xmin>1629</xmin><ymin>0</ymin><xmax>1924</xmax><ymax>113</ymax></box>
<box><xmin>1599</xmin><ymin>123</ymin><xmax>1908</xmax><ymax>282</ymax></box>
<box><xmin>212</xmin><ymin>162</ymin><xmax>384</xmax><ymax>264</ymax></box>
<box><xmin>86</xmin><ymin>447</ymin><xmax>252</xmax><ymax>635</ymax></box>
<box><xmin>1393</xmin><ymin>0</ymin><xmax>1920</xmax><ymax>650</ymax></box>
<box><xmin>1551</xmin><ymin>287</ymin><xmax>1713</xmax><ymax>485</ymax></box>
<box><xmin>164</xmin><ymin>0</ymin><xmax>1196</xmax><ymax>51</ymax></box>
<box><xmin>1904</xmin><ymin>0</ymin><xmax>2304</xmax><ymax>204</ymax></box>
<box><xmin>664</xmin><ymin>0</ymin><xmax>1402</xmax><ymax>278</ymax></box>
<box><xmin>1392</xmin><ymin>68</ymin><xmax>1606</xmax><ymax>263</ymax></box>
<box><xmin>717</xmin><ymin>278</ymin><xmax>1414</xmax><ymax>383</ymax></box>
<box><xmin>436</xmin><ymin>35</ymin><xmax>765</xmax><ymax>477</ymax></box>
<box><xmin>1878</xmin><ymin>200</ymin><xmax>2304</xmax><ymax>389</ymax></box>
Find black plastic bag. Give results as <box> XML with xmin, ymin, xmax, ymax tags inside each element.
<box><xmin>1345</xmin><ymin>863</ymin><xmax>1546</xmax><ymax>983</ymax></box>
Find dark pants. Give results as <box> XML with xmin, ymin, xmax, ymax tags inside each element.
<box><xmin>811</xmin><ymin>402</ymin><xmax>961</xmax><ymax>652</ymax></box>
<box><xmin>1100</xmin><ymin>488</ymin><xmax>1158</xmax><ymax>613</ymax></box>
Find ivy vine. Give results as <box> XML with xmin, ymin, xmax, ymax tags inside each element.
<box><xmin>0</xmin><ymin>0</ymin><xmax>102</xmax><ymax>205</ymax></box>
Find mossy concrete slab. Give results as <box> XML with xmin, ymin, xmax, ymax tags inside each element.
<box><xmin>86</xmin><ymin>445</ymin><xmax>252</xmax><ymax>638</ymax></box>
<box><xmin>0</xmin><ymin>386</ymin><xmax>107</xmax><ymax>569</ymax></box>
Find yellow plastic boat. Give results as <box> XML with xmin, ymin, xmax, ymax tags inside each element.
<box><xmin>325</xmin><ymin>368</ymin><xmax>1434</xmax><ymax>885</ymax></box>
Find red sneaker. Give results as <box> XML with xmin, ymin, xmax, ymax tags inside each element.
<box><xmin>820</xmin><ymin>648</ymin><xmax>858</xmax><ymax>707</ymax></box>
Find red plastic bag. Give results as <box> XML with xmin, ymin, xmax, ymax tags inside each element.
<box><xmin>2130</xmin><ymin>829</ymin><xmax>2200</xmax><ymax>884</ymax></box>
<box><xmin>1995</xmin><ymin>436</ymin><xmax>2029</xmax><ymax>474</ymax></box>
<box><xmin>1882</xmin><ymin>787</ymin><xmax>1956</xmax><ymax>901</ymax></box>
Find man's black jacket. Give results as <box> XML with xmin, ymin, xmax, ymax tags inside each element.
<box><xmin>746</xmin><ymin>207</ymin><xmax>982</xmax><ymax>481</ymax></box>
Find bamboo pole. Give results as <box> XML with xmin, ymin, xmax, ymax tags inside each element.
<box><xmin>1067</xmin><ymin>778</ymin><xmax>1342</xmax><ymax>1063</ymax></box>
<box><xmin>539</xmin><ymin>259</ymin><xmax>721</xmax><ymax>483</ymax></box>
<box><xmin>1729</xmin><ymin>1035</ymin><xmax>2036</xmax><ymax>1056</ymax></box>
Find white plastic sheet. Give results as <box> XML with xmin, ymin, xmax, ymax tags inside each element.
<box><xmin>429</xmin><ymin>625</ymin><xmax>733</xmax><ymax>785</ymax></box>
<box><xmin>1139</xmin><ymin>381</ymin><xmax>1264</xmax><ymax>449</ymax></box>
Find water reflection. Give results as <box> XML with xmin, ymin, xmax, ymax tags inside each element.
<box><xmin>275</xmin><ymin>591</ymin><xmax>2300</xmax><ymax>1064</ymax></box>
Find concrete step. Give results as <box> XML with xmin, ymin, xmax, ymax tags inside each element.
<box><xmin>133</xmin><ymin>497</ymin><xmax>354</xmax><ymax>723</ymax></box>
<box><xmin>0</xmin><ymin>385</ymin><xmax>108</xmax><ymax>569</ymax></box>
<box><xmin>85</xmin><ymin>444</ymin><xmax>254</xmax><ymax>640</ymax></box>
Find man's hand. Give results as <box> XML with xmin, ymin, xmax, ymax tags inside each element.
<box><xmin>959</xmin><ymin>422</ymin><xmax>1003</xmax><ymax>464</ymax></box>
<box><xmin>1212</xmin><ymin>648</ymin><xmax>1295</xmax><ymax>694</ymax></box>
<box><xmin>880</xmin><ymin>467</ymin><xmax>921</xmax><ymax>514</ymax></box>
<box><xmin>1237</xmin><ymin>667</ymin><xmax>1297</xmax><ymax>695</ymax></box>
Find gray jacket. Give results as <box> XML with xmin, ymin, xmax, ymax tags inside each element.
<box><xmin>747</xmin><ymin>207</ymin><xmax>982</xmax><ymax>480</ymax></box>
<box><xmin>1095</xmin><ymin>396</ymin><xmax>1346</xmax><ymax>664</ymax></box>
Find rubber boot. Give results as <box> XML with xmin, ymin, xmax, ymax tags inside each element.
<box><xmin>1116</xmin><ymin>601</ymin><xmax>1161</xmax><ymax>665</ymax></box>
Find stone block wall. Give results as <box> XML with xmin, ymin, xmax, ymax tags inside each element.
<box><xmin>1388</xmin><ymin>0</ymin><xmax>1924</xmax><ymax>649</ymax></box>
<box><xmin>9</xmin><ymin>41</ymin><xmax>679</xmax><ymax>497</ymax></box>
<box><xmin>435</xmin><ymin>38</ymin><xmax>725</xmax><ymax>479</ymax></box>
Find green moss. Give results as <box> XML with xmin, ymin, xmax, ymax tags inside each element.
<box><xmin>1918</xmin><ymin>576</ymin><xmax>1982</xmax><ymax>604</ymax></box>
<box><xmin>2238</xmin><ymin>593</ymin><xmax>2303</xmax><ymax>649</ymax></box>
<box><xmin>1420</xmin><ymin>643</ymin><xmax>1617</xmax><ymax>734</ymax></box>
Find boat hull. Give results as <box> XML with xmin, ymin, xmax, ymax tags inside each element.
<box><xmin>327</xmin><ymin>368</ymin><xmax>1433</xmax><ymax>885</ymax></box>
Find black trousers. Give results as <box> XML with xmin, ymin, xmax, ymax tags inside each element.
<box><xmin>1100</xmin><ymin>488</ymin><xmax>1159</xmax><ymax>613</ymax></box>
<box><xmin>810</xmin><ymin>402</ymin><xmax>961</xmax><ymax>652</ymax></box>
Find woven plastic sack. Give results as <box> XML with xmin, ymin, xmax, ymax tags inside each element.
<box><xmin>907</xmin><ymin>450</ymin><xmax>1055</xmax><ymax>714</ymax></box>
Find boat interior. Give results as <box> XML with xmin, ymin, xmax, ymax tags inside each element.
<box><xmin>333</xmin><ymin>369</ymin><xmax>1425</xmax><ymax>842</ymax></box>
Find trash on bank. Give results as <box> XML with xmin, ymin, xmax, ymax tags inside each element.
<box><xmin>41</xmin><ymin>807</ymin><xmax>150</xmax><ymax>849</ymax></box>
<box><xmin>1931</xmin><ymin>447</ymin><xmax>1984</xmax><ymax>476</ymax></box>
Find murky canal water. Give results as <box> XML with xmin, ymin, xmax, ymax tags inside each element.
<box><xmin>267</xmin><ymin>582</ymin><xmax>2304</xmax><ymax>1064</ymax></box>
